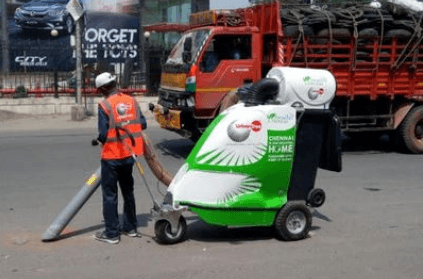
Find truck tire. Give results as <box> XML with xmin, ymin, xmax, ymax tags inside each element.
<box><xmin>358</xmin><ymin>28</ymin><xmax>379</xmax><ymax>38</ymax></box>
<box><xmin>283</xmin><ymin>25</ymin><xmax>314</xmax><ymax>37</ymax></box>
<box><xmin>315</xmin><ymin>28</ymin><xmax>351</xmax><ymax>45</ymax></box>
<box><xmin>385</xmin><ymin>29</ymin><xmax>412</xmax><ymax>39</ymax></box>
<box><xmin>190</xmin><ymin>129</ymin><xmax>202</xmax><ymax>143</ymax></box>
<box><xmin>399</xmin><ymin>106</ymin><xmax>423</xmax><ymax>154</ymax></box>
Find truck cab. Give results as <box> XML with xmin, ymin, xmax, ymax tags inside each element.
<box><xmin>151</xmin><ymin>4</ymin><xmax>280</xmax><ymax>140</ymax></box>
<box><xmin>150</xmin><ymin>1</ymin><xmax>423</xmax><ymax>153</ymax></box>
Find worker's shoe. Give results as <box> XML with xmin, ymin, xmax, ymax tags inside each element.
<box><xmin>121</xmin><ymin>229</ymin><xmax>141</xmax><ymax>238</ymax></box>
<box><xmin>94</xmin><ymin>231</ymin><xmax>120</xmax><ymax>244</ymax></box>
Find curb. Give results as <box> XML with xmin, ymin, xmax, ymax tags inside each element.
<box><xmin>0</xmin><ymin>96</ymin><xmax>160</xmax><ymax>133</ymax></box>
<box><xmin>0</xmin><ymin>96</ymin><xmax>158</xmax><ymax>116</ymax></box>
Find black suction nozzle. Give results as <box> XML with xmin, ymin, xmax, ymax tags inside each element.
<box><xmin>239</xmin><ymin>78</ymin><xmax>280</xmax><ymax>107</ymax></box>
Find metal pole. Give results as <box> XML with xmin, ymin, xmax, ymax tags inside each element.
<box><xmin>1</xmin><ymin>0</ymin><xmax>10</xmax><ymax>73</ymax></box>
<box><xmin>145</xmin><ymin>36</ymin><xmax>151</xmax><ymax>95</ymax></box>
<box><xmin>139</xmin><ymin>0</ymin><xmax>145</xmax><ymax>74</ymax></box>
<box><xmin>42</xmin><ymin>167</ymin><xmax>102</xmax><ymax>241</ymax></box>
<box><xmin>76</xmin><ymin>18</ymin><xmax>82</xmax><ymax>105</ymax></box>
<box><xmin>51</xmin><ymin>29</ymin><xmax>59</xmax><ymax>98</ymax></box>
<box><xmin>54</xmin><ymin>69</ymin><xmax>59</xmax><ymax>98</ymax></box>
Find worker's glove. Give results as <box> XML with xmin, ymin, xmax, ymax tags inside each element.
<box><xmin>91</xmin><ymin>139</ymin><xmax>100</xmax><ymax>146</ymax></box>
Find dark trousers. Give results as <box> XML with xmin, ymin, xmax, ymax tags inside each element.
<box><xmin>101</xmin><ymin>159</ymin><xmax>137</xmax><ymax>238</ymax></box>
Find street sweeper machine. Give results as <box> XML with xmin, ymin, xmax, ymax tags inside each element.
<box><xmin>150</xmin><ymin>66</ymin><xmax>342</xmax><ymax>244</ymax></box>
<box><xmin>42</xmin><ymin>66</ymin><xmax>342</xmax><ymax>244</ymax></box>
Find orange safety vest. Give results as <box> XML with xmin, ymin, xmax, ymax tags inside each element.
<box><xmin>99</xmin><ymin>93</ymin><xmax>144</xmax><ymax>160</ymax></box>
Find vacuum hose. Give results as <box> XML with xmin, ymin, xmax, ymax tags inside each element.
<box><xmin>239</xmin><ymin>78</ymin><xmax>280</xmax><ymax>106</ymax></box>
<box><xmin>142</xmin><ymin>131</ymin><xmax>173</xmax><ymax>187</ymax></box>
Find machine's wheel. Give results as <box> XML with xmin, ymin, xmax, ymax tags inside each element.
<box><xmin>274</xmin><ymin>202</ymin><xmax>312</xmax><ymax>241</ymax></box>
<box><xmin>399</xmin><ymin>106</ymin><xmax>423</xmax><ymax>154</ymax></box>
<box><xmin>307</xmin><ymin>188</ymin><xmax>326</xmax><ymax>208</ymax></box>
<box><xmin>154</xmin><ymin>216</ymin><xmax>187</xmax><ymax>244</ymax></box>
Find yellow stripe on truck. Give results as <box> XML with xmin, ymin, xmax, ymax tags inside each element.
<box><xmin>161</xmin><ymin>73</ymin><xmax>187</xmax><ymax>89</ymax></box>
<box><xmin>196</xmin><ymin>87</ymin><xmax>236</xmax><ymax>93</ymax></box>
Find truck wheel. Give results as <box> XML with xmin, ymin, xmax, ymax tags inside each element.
<box><xmin>307</xmin><ymin>188</ymin><xmax>325</xmax><ymax>208</ymax></box>
<box><xmin>154</xmin><ymin>216</ymin><xmax>187</xmax><ymax>244</ymax></box>
<box><xmin>189</xmin><ymin>128</ymin><xmax>202</xmax><ymax>143</ymax></box>
<box><xmin>399</xmin><ymin>106</ymin><xmax>423</xmax><ymax>154</ymax></box>
<box><xmin>274</xmin><ymin>202</ymin><xmax>312</xmax><ymax>241</ymax></box>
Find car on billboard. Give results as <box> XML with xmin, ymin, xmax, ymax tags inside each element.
<box><xmin>14</xmin><ymin>0</ymin><xmax>85</xmax><ymax>34</ymax></box>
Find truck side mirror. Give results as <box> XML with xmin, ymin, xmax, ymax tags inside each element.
<box><xmin>183</xmin><ymin>37</ymin><xmax>192</xmax><ymax>63</ymax></box>
<box><xmin>183</xmin><ymin>52</ymin><xmax>192</xmax><ymax>63</ymax></box>
<box><xmin>184</xmin><ymin>37</ymin><xmax>192</xmax><ymax>52</ymax></box>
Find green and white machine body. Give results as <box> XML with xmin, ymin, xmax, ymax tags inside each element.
<box><xmin>170</xmin><ymin>103</ymin><xmax>298</xmax><ymax>226</ymax></box>
<box><xmin>152</xmin><ymin>67</ymin><xmax>340</xmax><ymax>243</ymax></box>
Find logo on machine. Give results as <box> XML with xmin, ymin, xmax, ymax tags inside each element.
<box><xmin>267</xmin><ymin>113</ymin><xmax>294</xmax><ymax>124</ymax></box>
<box><xmin>308</xmin><ymin>87</ymin><xmax>325</xmax><ymax>100</ymax></box>
<box><xmin>227</xmin><ymin>120</ymin><xmax>262</xmax><ymax>142</ymax></box>
<box><xmin>303</xmin><ymin>76</ymin><xmax>328</xmax><ymax>87</ymax></box>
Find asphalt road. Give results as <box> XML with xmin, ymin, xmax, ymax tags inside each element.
<box><xmin>0</xmin><ymin>125</ymin><xmax>422</xmax><ymax>279</ymax></box>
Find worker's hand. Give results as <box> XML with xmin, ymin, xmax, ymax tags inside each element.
<box><xmin>91</xmin><ymin>139</ymin><xmax>100</xmax><ymax>146</ymax></box>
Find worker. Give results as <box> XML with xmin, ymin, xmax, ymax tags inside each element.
<box><xmin>94</xmin><ymin>72</ymin><xmax>147</xmax><ymax>244</ymax></box>
<box><xmin>201</xmin><ymin>39</ymin><xmax>220</xmax><ymax>72</ymax></box>
<box><xmin>230</xmin><ymin>38</ymin><xmax>243</xmax><ymax>60</ymax></box>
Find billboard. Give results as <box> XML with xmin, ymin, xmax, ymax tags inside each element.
<box><xmin>4</xmin><ymin>0</ymin><xmax>140</xmax><ymax>72</ymax></box>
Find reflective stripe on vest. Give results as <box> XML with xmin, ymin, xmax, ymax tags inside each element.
<box><xmin>99</xmin><ymin>93</ymin><xmax>144</xmax><ymax>160</ymax></box>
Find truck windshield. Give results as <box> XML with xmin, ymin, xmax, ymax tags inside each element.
<box><xmin>166</xmin><ymin>29</ymin><xmax>210</xmax><ymax>65</ymax></box>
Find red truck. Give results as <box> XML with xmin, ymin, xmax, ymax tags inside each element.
<box><xmin>149</xmin><ymin>1</ymin><xmax>423</xmax><ymax>153</ymax></box>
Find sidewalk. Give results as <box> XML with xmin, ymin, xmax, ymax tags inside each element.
<box><xmin>0</xmin><ymin>96</ymin><xmax>159</xmax><ymax>132</ymax></box>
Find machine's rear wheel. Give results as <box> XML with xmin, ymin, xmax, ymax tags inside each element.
<box><xmin>399</xmin><ymin>106</ymin><xmax>423</xmax><ymax>154</ymax></box>
<box><xmin>307</xmin><ymin>188</ymin><xmax>326</xmax><ymax>208</ymax></box>
<box><xmin>274</xmin><ymin>202</ymin><xmax>312</xmax><ymax>241</ymax></box>
<box><xmin>154</xmin><ymin>216</ymin><xmax>187</xmax><ymax>244</ymax></box>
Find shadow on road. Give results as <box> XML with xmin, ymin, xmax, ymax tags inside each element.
<box><xmin>184</xmin><ymin>219</ymin><xmax>323</xmax><ymax>244</ymax></box>
<box><xmin>155</xmin><ymin>139</ymin><xmax>195</xmax><ymax>159</ymax></box>
<box><xmin>342</xmin><ymin>133</ymin><xmax>398</xmax><ymax>154</ymax></box>
<box><xmin>312</xmin><ymin>209</ymin><xmax>332</xmax><ymax>222</ymax></box>
<box><xmin>187</xmin><ymin>219</ymin><xmax>275</xmax><ymax>244</ymax></box>
<box><xmin>44</xmin><ymin>213</ymin><xmax>152</xmax><ymax>242</ymax></box>
<box><xmin>45</xmin><ymin>224</ymin><xmax>105</xmax><ymax>242</ymax></box>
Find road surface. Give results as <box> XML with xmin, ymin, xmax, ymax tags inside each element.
<box><xmin>0</xmin><ymin>115</ymin><xmax>422</xmax><ymax>279</ymax></box>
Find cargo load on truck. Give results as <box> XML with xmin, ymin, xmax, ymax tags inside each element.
<box><xmin>149</xmin><ymin>0</ymin><xmax>423</xmax><ymax>154</ymax></box>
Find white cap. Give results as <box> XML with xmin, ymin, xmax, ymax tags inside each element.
<box><xmin>95</xmin><ymin>72</ymin><xmax>116</xmax><ymax>88</ymax></box>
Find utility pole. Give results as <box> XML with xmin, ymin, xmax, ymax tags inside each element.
<box><xmin>66</xmin><ymin>0</ymin><xmax>85</xmax><ymax>120</ymax></box>
<box><xmin>75</xmin><ymin>17</ymin><xmax>82</xmax><ymax>105</ymax></box>
<box><xmin>139</xmin><ymin>0</ymin><xmax>145</xmax><ymax>73</ymax></box>
<box><xmin>1</xmin><ymin>0</ymin><xmax>10</xmax><ymax>73</ymax></box>
<box><xmin>144</xmin><ymin>31</ymin><xmax>150</xmax><ymax>95</ymax></box>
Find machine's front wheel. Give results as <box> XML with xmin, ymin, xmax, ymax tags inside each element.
<box><xmin>274</xmin><ymin>202</ymin><xmax>312</xmax><ymax>241</ymax></box>
<box><xmin>154</xmin><ymin>216</ymin><xmax>187</xmax><ymax>244</ymax></box>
